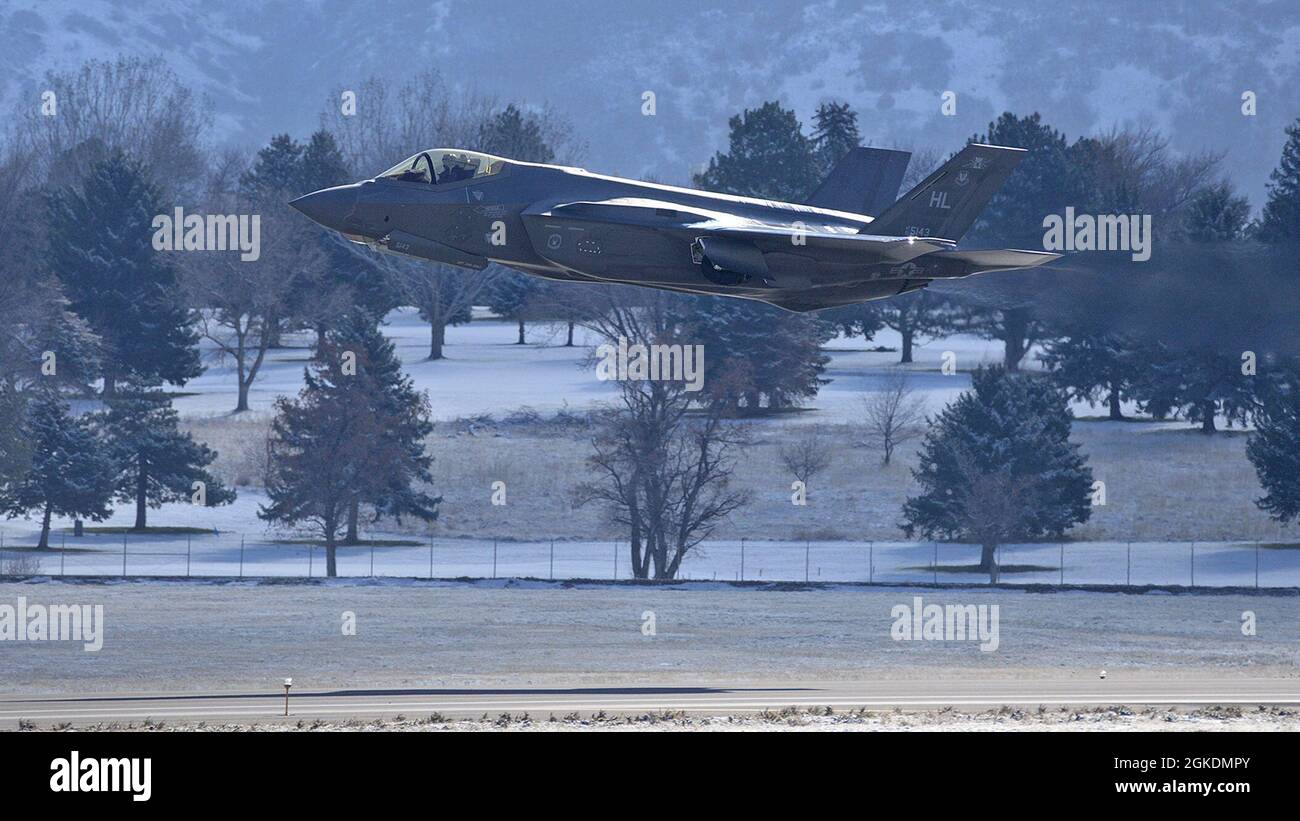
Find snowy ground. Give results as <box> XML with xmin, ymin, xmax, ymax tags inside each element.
<box><xmin>173</xmin><ymin>306</ymin><xmax>1114</xmax><ymax>423</ymax></box>
<box><xmin>2</xmin><ymin>580</ymin><xmax>1297</xmax><ymax>697</ymax></box>
<box><xmin>177</xmin><ymin>308</ymin><xmax>615</xmax><ymax>420</ymax></box>
<box><xmin>53</xmin><ymin>706</ymin><xmax>1299</xmax><ymax>732</ymax></box>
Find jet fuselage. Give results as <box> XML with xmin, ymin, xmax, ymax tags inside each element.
<box><xmin>291</xmin><ymin>146</ymin><xmax>1058</xmax><ymax>312</ymax></box>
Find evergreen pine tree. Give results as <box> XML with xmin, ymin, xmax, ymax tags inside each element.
<box><xmin>484</xmin><ymin>270</ymin><xmax>544</xmax><ymax>343</ymax></box>
<box><xmin>99</xmin><ymin>391</ymin><xmax>235</xmax><ymax>530</ymax></box>
<box><xmin>298</xmin><ymin>130</ymin><xmax>353</xmax><ymax>192</ymax></box>
<box><xmin>240</xmin><ymin>134</ymin><xmax>305</xmax><ymax>200</ymax></box>
<box><xmin>1129</xmin><ymin>180</ymin><xmax>1254</xmax><ymax>432</ymax></box>
<box><xmin>680</xmin><ymin>103</ymin><xmax>830</xmax><ymax>411</ymax></box>
<box><xmin>261</xmin><ymin>316</ymin><xmax>438</xmax><ymax>574</ymax></box>
<box><xmin>328</xmin><ymin>312</ymin><xmax>441</xmax><ymax>544</ymax></box>
<box><xmin>967</xmin><ymin>113</ymin><xmax>1073</xmax><ymax>246</ymax></box>
<box><xmin>1185</xmin><ymin>181</ymin><xmax>1251</xmax><ymax>241</ymax></box>
<box><xmin>958</xmin><ymin>113</ymin><xmax>1074</xmax><ymax>370</ymax></box>
<box><xmin>46</xmin><ymin>152</ymin><xmax>200</xmax><ymax>393</ymax></box>
<box><xmin>241</xmin><ymin>134</ymin><xmax>310</xmax><ymax>348</ymax></box>
<box><xmin>901</xmin><ymin>367</ymin><xmax>1093</xmax><ymax>579</ymax></box>
<box><xmin>811</xmin><ymin>101</ymin><xmax>861</xmax><ymax>174</ymax></box>
<box><xmin>0</xmin><ymin>272</ymin><xmax>102</xmax><ymax>394</ymax></box>
<box><xmin>674</xmin><ymin>296</ymin><xmax>831</xmax><ymax>414</ymax></box>
<box><xmin>1257</xmin><ymin>118</ymin><xmax>1300</xmax><ymax>243</ymax></box>
<box><xmin>477</xmin><ymin>104</ymin><xmax>556</xmax><ymax>163</ymax></box>
<box><xmin>0</xmin><ymin>388</ymin><xmax>31</xmax><ymax>489</ymax></box>
<box><xmin>1247</xmin><ymin>373</ymin><xmax>1300</xmax><ymax>523</ymax></box>
<box><xmin>1133</xmin><ymin>344</ymin><xmax>1254</xmax><ymax>433</ymax></box>
<box><xmin>1</xmin><ymin>392</ymin><xmax>115</xmax><ymax>548</ymax></box>
<box><xmin>299</xmin><ymin>130</ymin><xmax>398</xmax><ymax>319</ymax></box>
<box><xmin>1039</xmin><ymin>332</ymin><xmax>1142</xmax><ymax>420</ymax></box>
<box><xmin>693</xmin><ymin>101</ymin><xmax>819</xmax><ymax>201</ymax></box>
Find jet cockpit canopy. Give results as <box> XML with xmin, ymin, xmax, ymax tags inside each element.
<box><xmin>378</xmin><ymin>149</ymin><xmax>508</xmax><ymax>185</ymax></box>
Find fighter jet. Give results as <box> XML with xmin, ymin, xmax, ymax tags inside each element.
<box><xmin>290</xmin><ymin>143</ymin><xmax>1058</xmax><ymax>312</ymax></box>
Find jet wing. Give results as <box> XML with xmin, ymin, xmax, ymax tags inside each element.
<box><xmin>701</xmin><ymin>224</ymin><xmax>954</xmax><ymax>263</ymax></box>
<box><xmin>924</xmin><ymin>248</ymin><xmax>1061</xmax><ymax>273</ymax></box>
<box><xmin>528</xmin><ymin>197</ymin><xmax>954</xmax><ymax>264</ymax></box>
<box><xmin>528</xmin><ymin>197</ymin><xmax>722</xmax><ymax>228</ymax></box>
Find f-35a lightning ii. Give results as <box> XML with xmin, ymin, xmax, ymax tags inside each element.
<box><xmin>290</xmin><ymin>143</ymin><xmax>1058</xmax><ymax>312</ymax></box>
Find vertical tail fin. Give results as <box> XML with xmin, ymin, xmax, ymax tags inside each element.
<box><xmin>865</xmin><ymin>143</ymin><xmax>1025</xmax><ymax>240</ymax></box>
<box><xmin>804</xmin><ymin>147</ymin><xmax>911</xmax><ymax>216</ymax></box>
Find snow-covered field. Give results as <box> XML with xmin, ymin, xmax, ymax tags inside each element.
<box><xmin>12</xmin><ymin>307</ymin><xmax>1292</xmax><ymax>575</ymax></box>
<box><xmin>3</xmin><ymin>580</ymin><xmax>1297</xmax><ymax>697</ymax></box>
<box><xmin>74</xmin><ymin>706</ymin><xmax>1299</xmax><ymax>733</ymax></box>
<box><xmin>174</xmin><ymin>306</ymin><xmax>1056</xmax><ymax>422</ymax></box>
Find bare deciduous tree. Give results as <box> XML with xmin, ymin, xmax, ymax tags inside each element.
<box><xmin>778</xmin><ymin>426</ymin><xmax>832</xmax><ymax>495</ymax></box>
<box><xmin>181</xmin><ymin>165</ymin><xmax>330</xmax><ymax>411</ymax></box>
<box><xmin>14</xmin><ymin>56</ymin><xmax>211</xmax><ymax>198</ymax></box>
<box><xmin>573</xmin><ymin>291</ymin><xmax>749</xmax><ymax>579</ymax></box>
<box><xmin>577</xmin><ymin>381</ymin><xmax>750</xmax><ymax>580</ymax></box>
<box><xmin>861</xmin><ymin>369</ymin><xmax>927</xmax><ymax>465</ymax></box>
<box><xmin>373</xmin><ymin>251</ymin><xmax>498</xmax><ymax>360</ymax></box>
<box><xmin>184</xmin><ymin>231</ymin><xmax>319</xmax><ymax>412</ymax></box>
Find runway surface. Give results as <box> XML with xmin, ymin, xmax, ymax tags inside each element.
<box><xmin>4</xmin><ymin>678</ymin><xmax>1299</xmax><ymax>728</ymax></box>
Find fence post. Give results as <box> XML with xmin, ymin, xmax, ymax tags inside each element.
<box><xmin>492</xmin><ymin>539</ymin><xmax>497</xmax><ymax>580</ymax></box>
<box><xmin>804</xmin><ymin>541</ymin><xmax>810</xmax><ymax>583</ymax></box>
<box><xmin>740</xmin><ymin>538</ymin><xmax>745</xmax><ymax>582</ymax></box>
<box><xmin>187</xmin><ymin>535</ymin><xmax>192</xmax><ymax>578</ymax></box>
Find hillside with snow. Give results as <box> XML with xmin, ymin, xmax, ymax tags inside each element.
<box><xmin>2</xmin><ymin>1</ymin><xmax>1296</xmax><ymax>203</ymax></box>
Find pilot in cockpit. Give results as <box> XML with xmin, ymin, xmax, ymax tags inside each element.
<box><xmin>437</xmin><ymin>153</ymin><xmax>477</xmax><ymax>184</ymax></box>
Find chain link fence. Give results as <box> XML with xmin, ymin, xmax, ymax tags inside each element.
<box><xmin>0</xmin><ymin>532</ymin><xmax>1297</xmax><ymax>588</ymax></box>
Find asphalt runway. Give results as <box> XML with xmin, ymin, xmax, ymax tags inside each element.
<box><xmin>4</xmin><ymin>678</ymin><xmax>1299</xmax><ymax>728</ymax></box>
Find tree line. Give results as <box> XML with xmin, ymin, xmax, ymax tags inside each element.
<box><xmin>2</xmin><ymin>56</ymin><xmax>1299</xmax><ymax>580</ymax></box>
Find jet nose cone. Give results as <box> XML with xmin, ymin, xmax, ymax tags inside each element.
<box><xmin>289</xmin><ymin>184</ymin><xmax>360</xmax><ymax>231</ymax></box>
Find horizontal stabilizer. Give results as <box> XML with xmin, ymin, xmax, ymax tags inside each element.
<box><xmin>926</xmin><ymin>248</ymin><xmax>1061</xmax><ymax>273</ymax></box>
